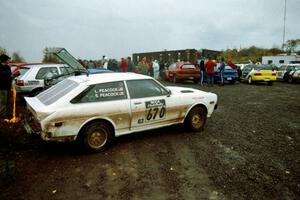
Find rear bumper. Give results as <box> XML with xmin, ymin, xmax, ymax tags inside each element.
<box><xmin>252</xmin><ymin>76</ymin><xmax>276</xmax><ymax>82</ymax></box>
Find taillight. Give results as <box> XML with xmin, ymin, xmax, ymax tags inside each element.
<box><xmin>17</xmin><ymin>80</ymin><xmax>24</xmax><ymax>86</ymax></box>
<box><xmin>254</xmin><ymin>73</ymin><xmax>262</xmax><ymax>76</ymax></box>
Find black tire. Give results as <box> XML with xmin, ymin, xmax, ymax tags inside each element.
<box><xmin>82</xmin><ymin>121</ymin><xmax>113</xmax><ymax>153</ymax></box>
<box><xmin>230</xmin><ymin>80</ymin><xmax>236</xmax><ymax>84</ymax></box>
<box><xmin>288</xmin><ymin>76</ymin><xmax>294</xmax><ymax>84</ymax></box>
<box><xmin>172</xmin><ymin>75</ymin><xmax>177</xmax><ymax>83</ymax></box>
<box><xmin>268</xmin><ymin>81</ymin><xmax>273</xmax><ymax>85</ymax></box>
<box><xmin>30</xmin><ymin>88</ymin><xmax>43</xmax><ymax>97</ymax></box>
<box><xmin>185</xmin><ymin>107</ymin><xmax>207</xmax><ymax>132</ymax></box>
<box><xmin>248</xmin><ymin>76</ymin><xmax>252</xmax><ymax>84</ymax></box>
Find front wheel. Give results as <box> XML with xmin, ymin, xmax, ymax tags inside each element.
<box><xmin>185</xmin><ymin>107</ymin><xmax>207</xmax><ymax>132</ymax></box>
<box><xmin>82</xmin><ymin>121</ymin><xmax>113</xmax><ymax>153</ymax></box>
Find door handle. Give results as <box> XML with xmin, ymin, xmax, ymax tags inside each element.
<box><xmin>134</xmin><ymin>102</ymin><xmax>142</xmax><ymax>105</ymax></box>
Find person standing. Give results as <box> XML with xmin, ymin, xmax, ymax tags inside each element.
<box><xmin>152</xmin><ymin>60</ymin><xmax>160</xmax><ymax>79</ymax></box>
<box><xmin>137</xmin><ymin>57</ymin><xmax>148</xmax><ymax>75</ymax></box>
<box><xmin>199</xmin><ymin>60</ymin><xmax>205</xmax><ymax>86</ymax></box>
<box><xmin>204</xmin><ymin>56</ymin><xmax>216</xmax><ymax>87</ymax></box>
<box><xmin>120</xmin><ymin>58</ymin><xmax>127</xmax><ymax>72</ymax></box>
<box><xmin>126</xmin><ymin>57</ymin><xmax>134</xmax><ymax>72</ymax></box>
<box><xmin>0</xmin><ymin>54</ymin><xmax>13</xmax><ymax>119</ymax></box>
<box><xmin>219</xmin><ymin>58</ymin><xmax>226</xmax><ymax>86</ymax></box>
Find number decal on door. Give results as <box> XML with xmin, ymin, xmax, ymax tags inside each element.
<box><xmin>145</xmin><ymin>99</ymin><xmax>166</xmax><ymax>122</ymax></box>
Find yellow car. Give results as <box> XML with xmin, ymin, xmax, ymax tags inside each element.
<box><xmin>241</xmin><ymin>65</ymin><xmax>276</xmax><ymax>85</ymax></box>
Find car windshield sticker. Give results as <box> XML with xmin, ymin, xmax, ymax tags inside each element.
<box><xmin>145</xmin><ymin>99</ymin><xmax>166</xmax><ymax>122</ymax></box>
<box><xmin>94</xmin><ymin>87</ymin><xmax>124</xmax><ymax>98</ymax></box>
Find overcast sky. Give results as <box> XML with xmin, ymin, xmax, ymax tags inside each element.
<box><xmin>0</xmin><ymin>0</ymin><xmax>299</xmax><ymax>61</ymax></box>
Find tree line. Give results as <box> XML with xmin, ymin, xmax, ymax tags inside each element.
<box><xmin>1</xmin><ymin>39</ymin><xmax>299</xmax><ymax>64</ymax></box>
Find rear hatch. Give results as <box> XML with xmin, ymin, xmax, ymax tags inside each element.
<box><xmin>179</xmin><ymin>64</ymin><xmax>199</xmax><ymax>76</ymax></box>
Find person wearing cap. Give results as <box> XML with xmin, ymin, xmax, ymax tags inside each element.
<box><xmin>0</xmin><ymin>54</ymin><xmax>13</xmax><ymax>119</ymax></box>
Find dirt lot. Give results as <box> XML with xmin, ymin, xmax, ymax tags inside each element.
<box><xmin>0</xmin><ymin>81</ymin><xmax>299</xmax><ymax>200</ymax></box>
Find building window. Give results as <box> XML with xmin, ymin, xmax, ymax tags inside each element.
<box><xmin>268</xmin><ymin>60</ymin><xmax>273</xmax><ymax>64</ymax></box>
<box><xmin>279</xmin><ymin>60</ymin><xmax>284</xmax><ymax>64</ymax></box>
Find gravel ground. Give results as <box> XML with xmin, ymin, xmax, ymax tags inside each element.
<box><xmin>0</xmin><ymin>80</ymin><xmax>299</xmax><ymax>200</ymax></box>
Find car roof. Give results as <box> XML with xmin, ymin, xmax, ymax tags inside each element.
<box><xmin>28</xmin><ymin>63</ymin><xmax>67</xmax><ymax>68</ymax></box>
<box><xmin>69</xmin><ymin>72</ymin><xmax>152</xmax><ymax>85</ymax></box>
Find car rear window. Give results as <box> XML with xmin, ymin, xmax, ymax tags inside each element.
<box><xmin>18</xmin><ymin>67</ymin><xmax>30</xmax><ymax>75</ymax></box>
<box><xmin>37</xmin><ymin>79</ymin><xmax>79</xmax><ymax>105</ymax></box>
<box><xmin>182</xmin><ymin>64</ymin><xmax>195</xmax><ymax>69</ymax></box>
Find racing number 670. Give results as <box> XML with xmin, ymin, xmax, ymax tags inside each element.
<box><xmin>146</xmin><ymin>107</ymin><xmax>166</xmax><ymax>121</ymax></box>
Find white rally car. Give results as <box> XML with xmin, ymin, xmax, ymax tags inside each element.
<box><xmin>24</xmin><ymin>72</ymin><xmax>218</xmax><ymax>152</ymax></box>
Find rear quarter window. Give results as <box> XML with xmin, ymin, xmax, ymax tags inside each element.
<box><xmin>71</xmin><ymin>81</ymin><xmax>127</xmax><ymax>103</ymax></box>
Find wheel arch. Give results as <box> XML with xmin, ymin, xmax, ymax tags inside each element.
<box><xmin>30</xmin><ymin>87</ymin><xmax>44</xmax><ymax>96</ymax></box>
<box><xmin>184</xmin><ymin>103</ymin><xmax>208</xmax><ymax>122</ymax></box>
<box><xmin>76</xmin><ymin>117</ymin><xmax>115</xmax><ymax>141</ymax></box>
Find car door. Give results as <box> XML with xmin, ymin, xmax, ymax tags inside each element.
<box><xmin>126</xmin><ymin>79</ymin><xmax>182</xmax><ymax>131</ymax></box>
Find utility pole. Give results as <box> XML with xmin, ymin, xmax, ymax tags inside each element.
<box><xmin>282</xmin><ymin>0</ymin><xmax>287</xmax><ymax>50</ymax></box>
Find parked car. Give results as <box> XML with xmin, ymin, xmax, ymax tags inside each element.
<box><xmin>163</xmin><ymin>61</ymin><xmax>200</xmax><ymax>83</ymax></box>
<box><xmin>276</xmin><ymin>64</ymin><xmax>300</xmax><ymax>83</ymax></box>
<box><xmin>241</xmin><ymin>64</ymin><xmax>276</xmax><ymax>85</ymax></box>
<box><xmin>24</xmin><ymin>72</ymin><xmax>218</xmax><ymax>152</ymax></box>
<box><xmin>15</xmin><ymin>63</ymin><xmax>70</xmax><ymax>96</ymax></box>
<box><xmin>214</xmin><ymin>66</ymin><xmax>238</xmax><ymax>84</ymax></box>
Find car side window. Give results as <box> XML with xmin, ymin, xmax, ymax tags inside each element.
<box><xmin>127</xmin><ymin>79</ymin><xmax>169</xmax><ymax>99</ymax></box>
<box><xmin>36</xmin><ymin>67</ymin><xmax>59</xmax><ymax>79</ymax></box>
<box><xmin>71</xmin><ymin>81</ymin><xmax>127</xmax><ymax>103</ymax></box>
<box><xmin>60</xmin><ymin>66</ymin><xmax>73</xmax><ymax>75</ymax></box>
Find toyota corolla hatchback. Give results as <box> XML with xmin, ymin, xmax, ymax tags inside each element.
<box><xmin>24</xmin><ymin>73</ymin><xmax>218</xmax><ymax>152</ymax></box>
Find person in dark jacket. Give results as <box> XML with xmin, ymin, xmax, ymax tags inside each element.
<box><xmin>0</xmin><ymin>54</ymin><xmax>13</xmax><ymax>119</ymax></box>
<box><xmin>199</xmin><ymin>60</ymin><xmax>205</xmax><ymax>86</ymax></box>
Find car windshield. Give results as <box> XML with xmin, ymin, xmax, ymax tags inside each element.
<box><xmin>37</xmin><ymin>79</ymin><xmax>79</xmax><ymax>105</ymax></box>
<box><xmin>18</xmin><ymin>67</ymin><xmax>30</xmax><ymax>75</ymax></box>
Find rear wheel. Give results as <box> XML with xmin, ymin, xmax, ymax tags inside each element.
<box><xmin>185</xmin><ymin>107</ymin><xmax>207</xmax><ymax>132</ymax></box>
<box><xmin>81</xmin><ymin>121</ymin><xmax>113</xmax><ymax>153</ymax></box>
<box><xmin>288</xmin><ymin>76</ymin><xmax>294</xmax><ymax>83</ymax></box>
<box><xmin>30</xmin><ymin>88</ymin><xmax>44</xmax><ymax>97</ymax></box>
<box><xmin>248</xmin><ymin>76</ymin><xmax>252</xmax><ymax>84</ymax></box>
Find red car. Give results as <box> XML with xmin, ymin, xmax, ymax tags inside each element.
<box><xmin>163</xmin><ymin>61</ymin><xmax>200</xmax><ymax>83</ymax></box>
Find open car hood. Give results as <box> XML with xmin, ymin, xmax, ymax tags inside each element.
<box><xmin>45</xmin><ymin>48</ymin><xmax>87</xmax><ymax>74</ymax></box>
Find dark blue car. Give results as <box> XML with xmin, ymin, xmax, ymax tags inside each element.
<box><xmin>214</xmin><ymin>66</ymin><xmax>238</xmax><ymax>84</ymax></box>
